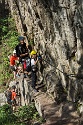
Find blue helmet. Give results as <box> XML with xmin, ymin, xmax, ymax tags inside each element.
<box><xmin>18</xmin><ymin>36</ymin><xmax>25</xmax><ymax>41</ymax></box>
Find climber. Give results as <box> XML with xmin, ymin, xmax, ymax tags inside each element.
<box><xmin>11</xmin><ymin>85</ymin><xmax>17</xmax><ymax>111</ymax></box>
<box><xmin>30</xmin><ymin>50</ymin><xmax>38</xmax><ymax>92</ymax></box>
<box><xmin>10</xmin><ymin>50</ymin><xmax>19</xmax><ymax>79</ymax></box>
<box><xmin>15</xmin><ymin>36</ymin><xmax>30</xmax><ymax>78</ymax></box>
<box><xmin>17</xmin><ymin>63</ymin><xmax>23</xmax><ymax>76</ymax></box>
<box><xmin>15</xmin><ymin>36</ymin><xmax>29</xmax><ymax>63</ymax></box>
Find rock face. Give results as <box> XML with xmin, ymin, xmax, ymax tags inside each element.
<box><xmin>7</xmin><ymin>0</ymin><xmax>83</xmax><ymax>112</ymax></box>
<box><xmin>0</xmin><ymin>93</ymin><xmax>7</xmax><ymax>106</ymax></box>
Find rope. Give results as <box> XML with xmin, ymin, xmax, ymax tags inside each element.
<box><xmin>42</xmin><ymin>58</ymin><xmax>81</xmax><ymax>94</ymax></box>
<box><xmin>42</xmin><ymin>58</ymin><xmax>80</xmax><ymax>79</ymax></box>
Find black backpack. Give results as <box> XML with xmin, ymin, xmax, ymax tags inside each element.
<box><xmin>5</xmin><ymin>90</ymin><xmax>12</xmax><ymax>102</ymax></box>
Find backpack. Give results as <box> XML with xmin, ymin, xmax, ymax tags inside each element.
<box><xmin>24</xmin><ymin>58</ymin><xmax>31</xmax><ymax>72</ymax></box>
<box><xmin>7</xmin><ymin>91</ymin><xmax>12</xmax><ymax>101</ymax></box>
<box><xmin>5</xmin><ymin>90</ymin><xmax>12</xmax><ymax>103</ymax></box>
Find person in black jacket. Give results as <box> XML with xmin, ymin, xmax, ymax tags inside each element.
<box><xmin>15</xmin><ymin>36</ymin><xmax>29</xmax><ymax>63</ymax></box>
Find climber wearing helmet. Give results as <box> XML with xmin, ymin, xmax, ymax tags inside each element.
<box><xmin>10</xmin><ymin>50</ymin><xmax>19</xmax><ymax>79</ymax></box>
<box><xmin>15</xmin><ymin>36</ymin><xmax>29</xmax><ymax>63</ymax></box>
<box><xmin>30</xmin><ymin>50</ymin><xmax>38</xmax><ymax>92</ymax></box>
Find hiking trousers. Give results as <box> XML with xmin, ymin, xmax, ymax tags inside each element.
<box><xmin>31</xmin><ymin>71</ymin><xmax>37</xmax><ymax>89</ymax></box>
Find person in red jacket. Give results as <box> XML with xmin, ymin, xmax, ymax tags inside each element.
<box><xmin>11</xmin><ymin>86</ymin><xmax>17</xmax><ymax>111</ymax></box>
<box><xmin>10</xmin><ymin>50</ymin><xmax>19</xmax><ymax>79</ymax></box>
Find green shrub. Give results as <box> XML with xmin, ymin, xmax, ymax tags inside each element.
<box><xmin>0</xmin><ymin>103</ymin><xmax>45</xmax><ymax>125</ymax></box>
<box><xmin>0</xmin><ymin>104</ymin><xmax>17</xmax><ymax>125</ymax></box>
<box><xmin>0</xmin><ymin>16</ymin><xmax>19</xmax><ymax>85</ymax></box>
<box><xmin>17</xmin><ymin>104</ymin><xmax>39</xmax><ymax>122</ymax></box>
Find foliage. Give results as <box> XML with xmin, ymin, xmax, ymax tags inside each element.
<box><xmin>0</xmin><ymin>17</ymin><xmax>19</xmax><ymax>85</ymax></box>
<box><xmin>0</xmin><ymin>103</ymin><xmax>45</xmax><ymax>125</ymax></box>
<box><xmin>16</xmin><ymin>104</ymin><xmax>40</xmax><ymax>122</ymax></box>
<box><xmin>28</xmin><ymin>39</ymin><xmax>34</xmax><ymax>46</ymax></box>
<box><xmin>0</xmin><ymin>104</ymin><xmax>17</xmax><ymax>125</ymax></box>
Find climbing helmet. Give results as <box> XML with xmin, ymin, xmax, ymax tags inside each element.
<box><xmin>30</xmin><ymin>50</ymin><xmax>37</xmax><ymax>55</ymax></box>
<box><xmin>18</xmin><ymin>36</ymin><xmax>25</xmax><ymax>41</ymax></box>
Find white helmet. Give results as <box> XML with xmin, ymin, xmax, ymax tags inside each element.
<box><xmin>13</xmin><ymin>49</ymin><xmax>16</xmax><ymax>54</ymax></box>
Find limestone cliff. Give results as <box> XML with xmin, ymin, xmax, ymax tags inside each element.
<box><xmin>7</xmin><ymin>0</ymin><xmax>83</xmax><ymax>112</ymax></box>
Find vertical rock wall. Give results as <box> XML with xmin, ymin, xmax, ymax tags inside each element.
<box><xmin>8</xmin><ymin>0</ymin><xmax>83</xmax><ymax>112</ymax></box>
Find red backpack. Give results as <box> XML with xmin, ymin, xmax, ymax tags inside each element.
<box><xmin>23</xmin><ymin>60</ymin><xmax>27</xmax><ymax>70</ymax></box>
